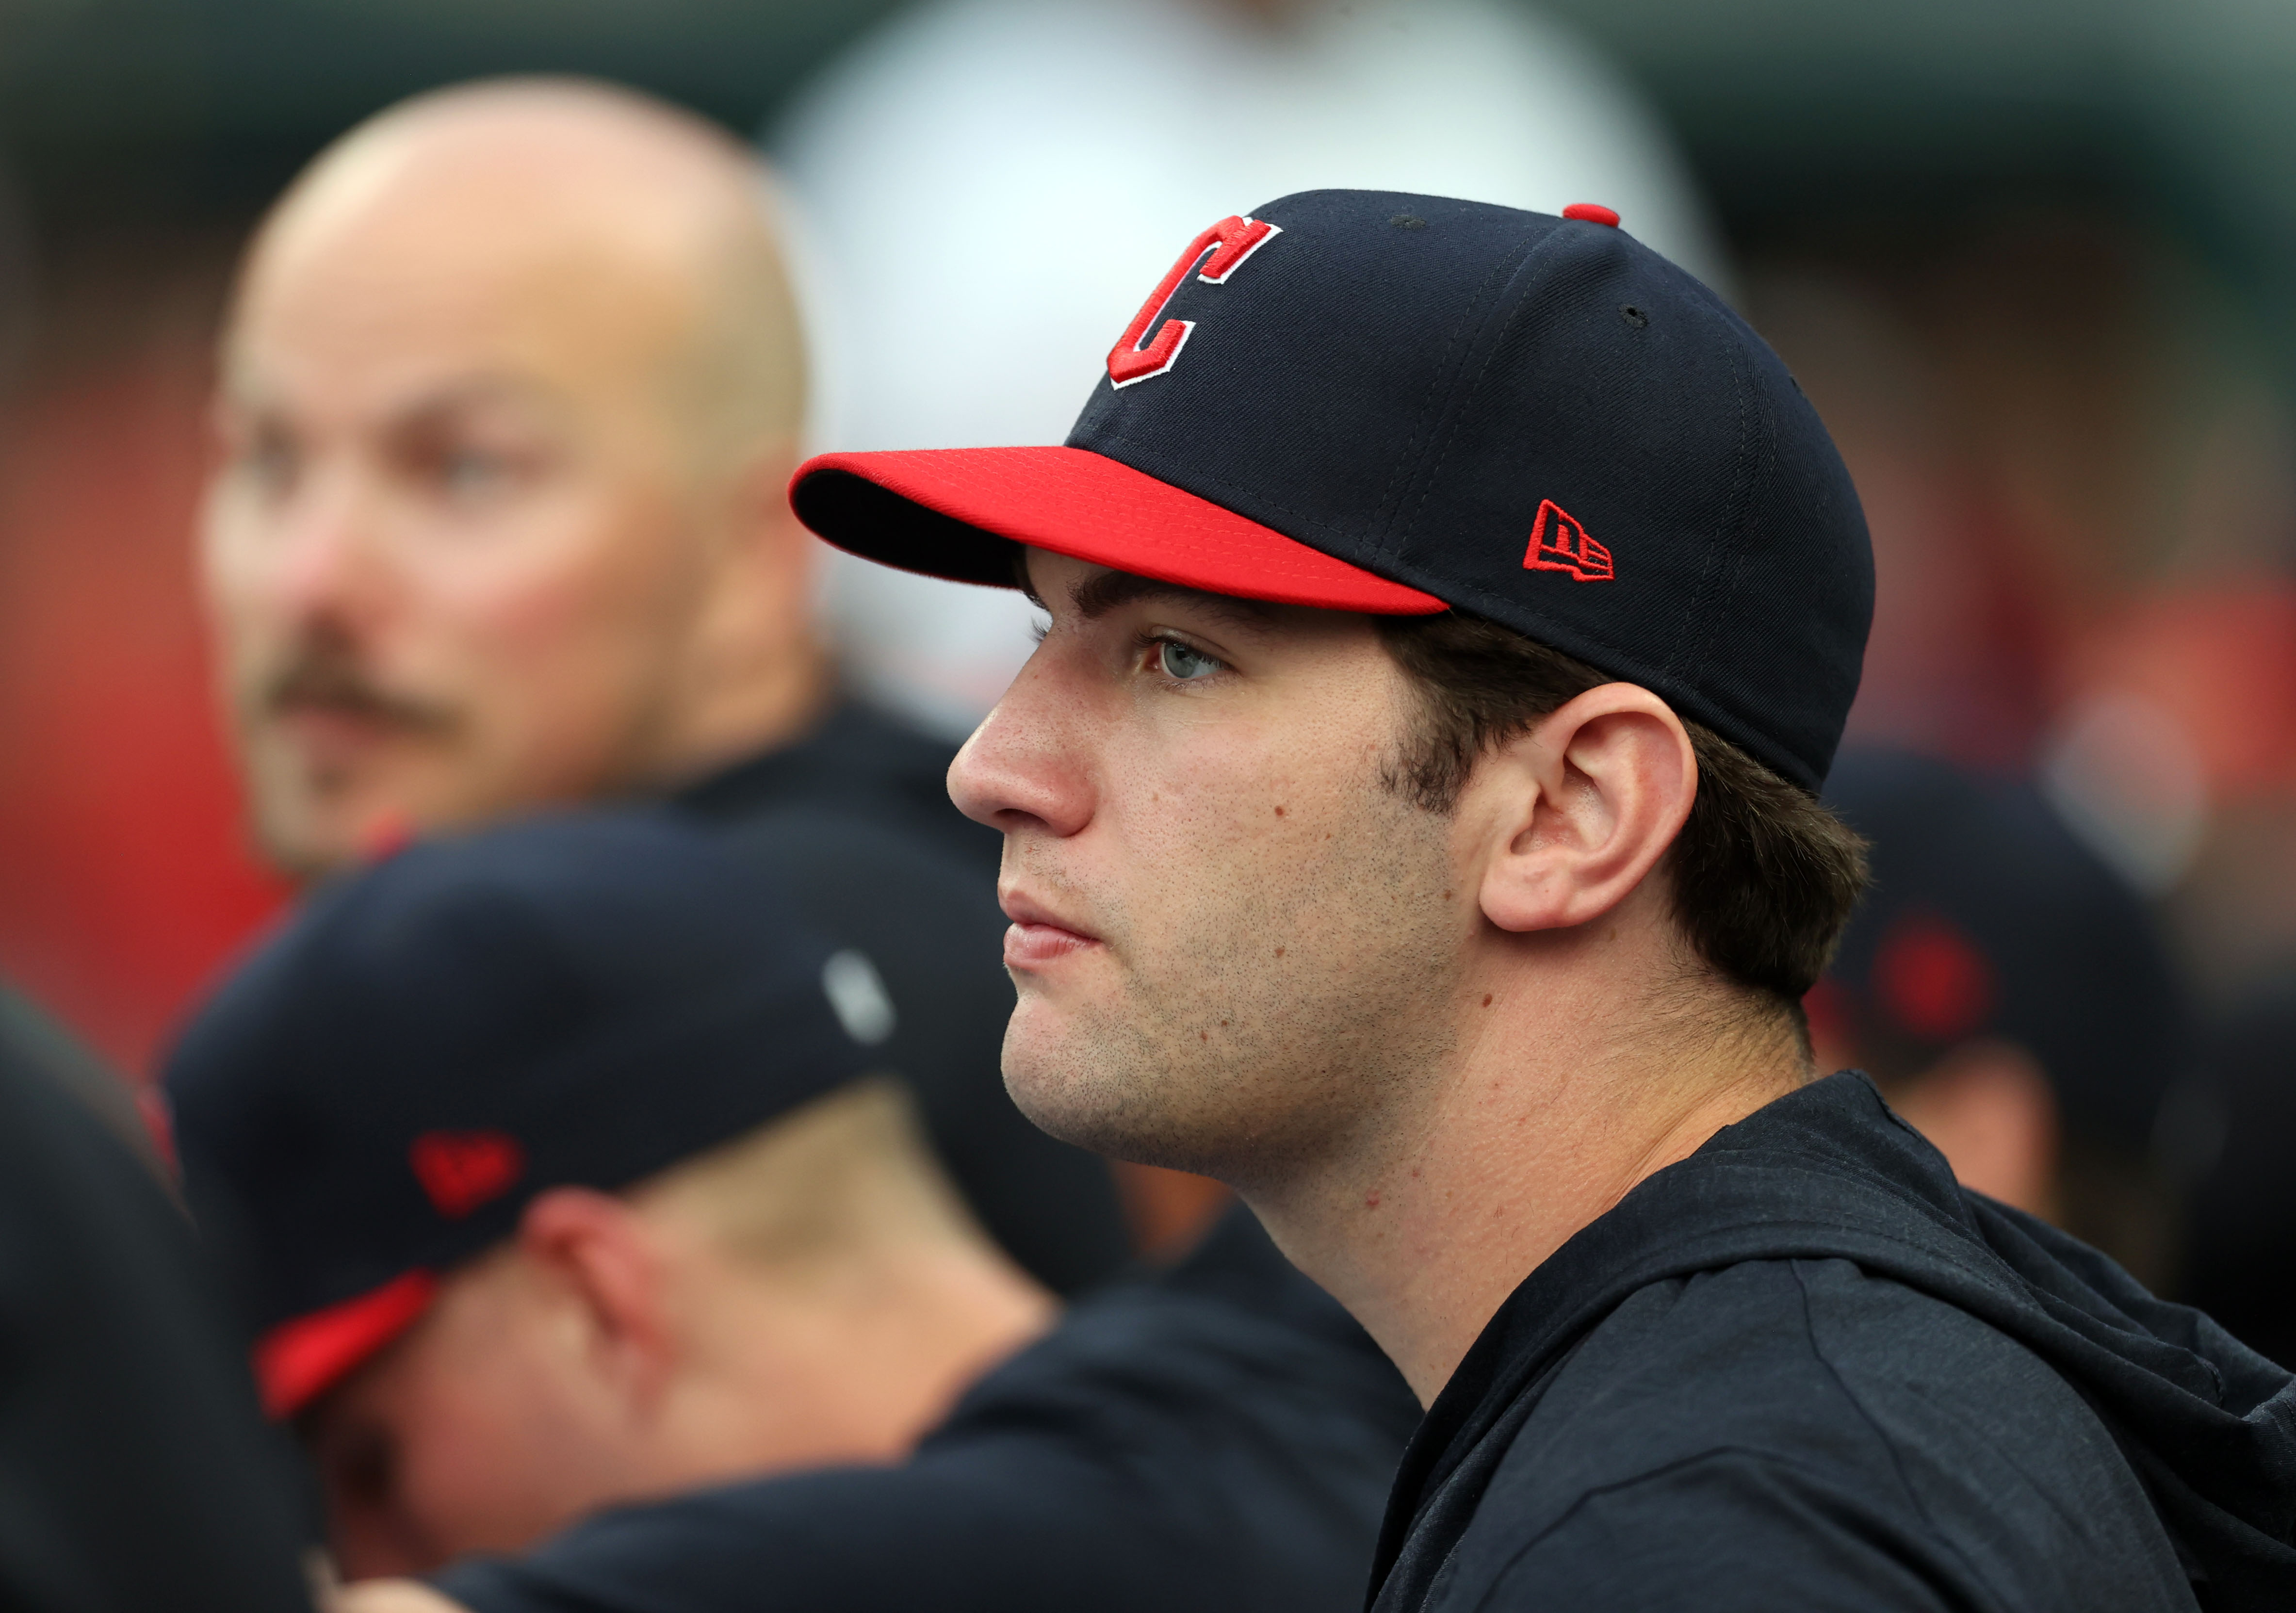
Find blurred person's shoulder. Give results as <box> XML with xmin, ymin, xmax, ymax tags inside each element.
<box><xmin>0</xmin><ymin>985</ymin><xmax>314</xmax><ymax>1613</ymax></box>
<box><xmin>930</xmin><ymin>1205</ymin><xmax>1418</xmax><ymax>1454</ymax></box>
<box><xmin>0</xmin><ymin>979</ymin><xmax>165</xmax><ymax>1166</ymax></box>
<box><xmin>433</xmin><ymin>1207</ymin><xmax>1419</xmax><ymax>1613</ymax></box>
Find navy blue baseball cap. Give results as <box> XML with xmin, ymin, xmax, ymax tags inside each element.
<box><xmin>1816</xmin><ymin>748</ymin><xmax>2193</xmax><ymax>1157</ymax></box>
<box><xmin>791</xmin><ymin>190</ymin><xmax>1873</xmax><ymax>790</ymax></box>
<box><xmin>163</xmin><ymin>809</ymin><xmax>876</xmax><ymax>1418</ymax></box>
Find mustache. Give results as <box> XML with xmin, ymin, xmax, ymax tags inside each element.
<box><xmin>259</xmin><ymin>646</ymin><xmax>460</xmax><ymax>736</ymax></box>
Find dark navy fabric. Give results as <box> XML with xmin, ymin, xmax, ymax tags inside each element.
<box><xmin>433</xmin><ymin>1207</ymin><xmax>1421</xmax><ymax>1613</ymax></box>
<box><xmin>0</xmin><ymin>989</ymin><xmax>314</xmax><ymax>1613</ymax></box>
<box><xmin>166</xmin><ymin>810</ymin><xmax>871</xmax><ymax>1336</ymax></box>
<box><xmin>2183</xmin><ymin>988</ymin><xmax>2296</xmax><ymax>1370</ymax></box>
<box><xmin>1372</xmin><ymin>1073</ymin><xmax>2296</xmax><ymax>1613</ymax></box>
<box><xmin>672</xmin><ymin>700</ymin><xmax>1000</xmax><ymax>880</ymax></box>
<box><xmin>670</xmin><ymin>701</ymin><xmax>1131</xmax><ymax>1296</ymax></box>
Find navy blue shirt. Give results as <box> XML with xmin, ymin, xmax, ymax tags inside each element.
<box><xmin>436</xmin><ymin>1208</ymin><xmax>1420</xmax><ymax>1613</ymax></box>
<box><xmin>1372</xmin><ymin>1073</ymin><xmax>2296</xmax><ymax>1613</ymax></box>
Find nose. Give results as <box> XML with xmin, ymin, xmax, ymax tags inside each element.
<box><xmin>262</xmin><ymin>464</ymin><xmax>394</xmax><ymax>631</ymax></box>
<box><xmin>948</xmin><ymin>646</ymin><xmax>1095</xmax><ymax>839</ymax></box>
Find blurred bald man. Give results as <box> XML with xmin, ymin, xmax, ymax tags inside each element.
<box><xmin>199</xmin><ymin>78</ymin><xmax>1128</xmax><ymax>1297</ymax></box>
<box><xmin>205</xmin><ymin>79</ymin><xmax>811</xmax><ymax>868</ymax></box>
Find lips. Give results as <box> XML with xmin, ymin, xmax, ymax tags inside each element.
<box><xmin>1000</xmin><ymin>890</ymin><xmax>1102</xmax><ymax>971</ymax></box>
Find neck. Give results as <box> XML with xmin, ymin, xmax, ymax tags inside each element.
<box><xmin>689</xmin><ymin>1234</ymin><xmax>1058</xmax><ymax>1476</ymax></box>
<box><xmin>1246</xmin><ymin>934</ymin><xmax>1807</xmax><ymax>1407</ymax></box>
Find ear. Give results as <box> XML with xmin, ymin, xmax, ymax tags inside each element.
<box><xmin>514</xmin><ymin>1188</ymin><xmax>679</xmax><ymax>1414</ymax></box>
<box><xmin>723</xmin><ymin>440</ymin><xmax>810</xmax><ymax>567</ymax></box>
<box><xmin>1465</xmin><ymin>683</ymin><xmax>1696</xmax><ymax>935</ymax></box>
<box><xmin>683</xmin><ymin>443</ymin><xmax>819</xmax><ymax>683</ymax></box>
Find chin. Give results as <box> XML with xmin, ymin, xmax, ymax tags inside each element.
<box><xmin>1002</xmin><ymin>1019</ymin><xmax>1241</xmax><ymax>1181</ymax></box>
<box><xmin>1000</xmin><ymin>1019</ymin><xmax>1105</xmax><ymax>1148</ymax></box>
<box><xmin>250</xmin><ymin>802</ymin><xmax>355</xmax><ymax>880</ymax></box>
<box><xmin>252</xmin><ymin>774</ymin><xmax>415</xmax><ymax>879</ymax></box>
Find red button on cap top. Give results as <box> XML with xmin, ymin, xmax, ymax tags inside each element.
<box><xmin>1562</xmin><ymin>203</ymin><xmax>1620</xmax><ymax>227</ymax></box>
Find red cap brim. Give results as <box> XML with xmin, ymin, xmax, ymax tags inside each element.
<box><xmin>790</xmin><ymin>446</ymin><xmax>1446</xmax><ymax>615</ymax></box>
<box><xmin>253</xmin><ymin>1269</ymin><xmax>439</xmax><ymax>1420</ymax></box>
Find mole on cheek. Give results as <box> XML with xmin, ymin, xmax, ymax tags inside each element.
<box><xmin>1273</xmin><ymin>804</ymin><xmax>1286</xmax><ymax>817</ymax></box>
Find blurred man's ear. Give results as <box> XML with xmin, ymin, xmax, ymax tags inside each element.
<box><xmin>513</xmin><ymin>1188</ymin><xmax>679</xmax><ymax>1414</ymax></box>
<box><xmin>1881</xmin><ymin>1041</ymin><xmax>2059</xmax><ymax>1218</ymax></box>
<box><xmin>688</xmin><ymin>443</ymin><xmax>819</xmax><ymax>669</ymax></box>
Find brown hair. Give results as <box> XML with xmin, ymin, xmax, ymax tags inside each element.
<box><xmin>1377</xmin><ymin>610</ymin><xmax>1868</xmax><ymax>1009</ymax></box>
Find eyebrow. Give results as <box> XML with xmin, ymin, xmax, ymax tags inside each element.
<box><xmin>217</xmin><ymin>370</ymin><xmax>566</xmax><ymax>427</ymax></box>
<box><xmin>1017</xmin><ymin>556</ymin><xmax>1278</xmax><ymax>630</ymax></box>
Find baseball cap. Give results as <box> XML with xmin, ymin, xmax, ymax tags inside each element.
<box><xmin>790</xmin><ymin>189</ymin><xmax>1873</xmax><ymax>791</ymax></box>
<box><xmin>1816</xmin><ymin>747</ymin><xmax>2192</xmax><ymax>1157</ymax></box>
<box><xmin>163</xmin><ymin>809</ymin><xmax>876</xmax><ymax>1419</ymax></box>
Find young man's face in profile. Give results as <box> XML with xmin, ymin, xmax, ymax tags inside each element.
<box><xmin>199</xmin><ymin>201</ymin><xmax>727</xmax><ymax>876</ymax></box>
<box><xmin>950</xmin><ymin>550</ymin><xmax>1470</xmax><ymax>1189</ymax></box>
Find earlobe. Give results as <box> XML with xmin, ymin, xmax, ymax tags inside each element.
<box><xmin>1472</xmin><ymin>685</ymin><xmax>1695</xmax><ymax>936</ymax></box>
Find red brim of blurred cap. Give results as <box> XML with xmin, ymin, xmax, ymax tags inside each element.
<box><xmin>253</xmin><ymin>1269</ymin><xmax>439</xmax><ymax>1420</ymax></box>
<box><xmin>789</xmin><ymin>446</ymin><xmax>1448</xmax><ymax>615</ymax></box>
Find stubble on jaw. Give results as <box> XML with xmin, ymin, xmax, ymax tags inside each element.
<box><xmin>999</xmin><ymin>736</ymin><xmax>1467</xmax><ymax>1197</ymax></box>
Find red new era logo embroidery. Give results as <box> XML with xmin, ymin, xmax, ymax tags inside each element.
<box><xmin>1522</xmin><ymin>500</ymin><xmax>1613</xmax><ymax>582</ymax></box>
<box><xmin>410</xmin><ymin>1130</ymin><xmax>526</xmax><ymax>1219</ymax></box>
<box><xmin>1107</xmin><ymin>214</ymin><xmax>1283</xmax><ymax>388</ymax></box>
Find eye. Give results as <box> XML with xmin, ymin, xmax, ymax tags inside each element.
<box><xmin>1156</xmin><ymin>638</ymin><xmax>1221</xmax><ymax>682</ymax></box>
<box><xmin>437</xmin><ymin>448</ymin><xmax>516</xmax><ymax>502</ymax></box>
<box><xmin>230</xmin><ymin>425</ymin><xmax>300</xmax><ymax>499</ymax></box>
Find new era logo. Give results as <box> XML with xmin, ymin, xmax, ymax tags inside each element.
<box><xmin>410</xmin><ymin>1130</ymin><xmax>525</xmax><ymax>1219</ymax></box>
<box><xmin>1522</xmin><ymin>500</ymin><xmax>1612</xmax><ymax>582</ymax></box>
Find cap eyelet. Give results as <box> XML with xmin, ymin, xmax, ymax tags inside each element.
<box><xmin>1620</xmin><ymin>305</ymin><xmax>1649</xmax><ymax>329</ymax></box>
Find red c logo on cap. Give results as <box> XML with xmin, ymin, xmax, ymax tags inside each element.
<box><xmin>1107</xmin><ymin>215</ymin><xmax>1282</xmax><ymax>388</ymax></box>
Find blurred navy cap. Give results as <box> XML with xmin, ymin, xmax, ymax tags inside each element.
<box><xmin>163</xmin><ymin>808</ymin><xmax>874</xmax><ymax>1418</ymax></box>
<box><xmin>1819</xmin><ymin>747</ymin><xmax>2192</xmax><ymax>1157</ymax></box>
